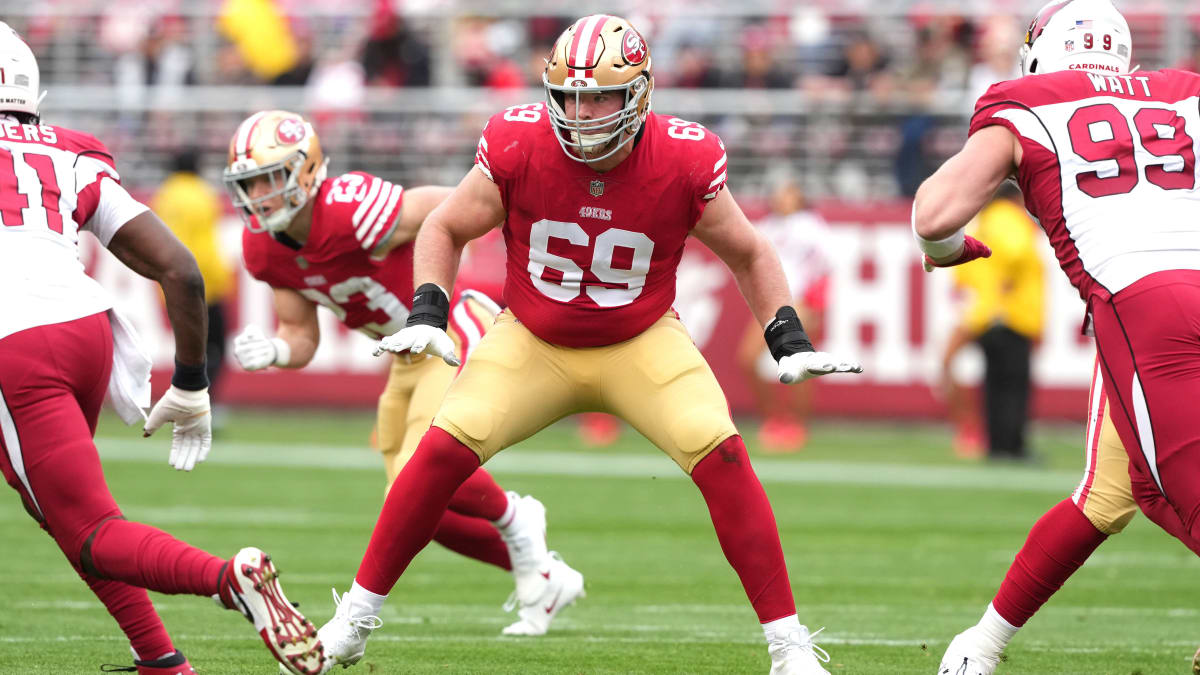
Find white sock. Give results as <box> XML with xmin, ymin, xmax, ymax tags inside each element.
<box><xmin>492</xmin><ymin>492</ymin><xmax>518</xmax><ymax>534</ymax></box>
<box><xmin>347</xmin><ymin>581</ymin><xmax>387</xmax><ymax>617</ymax></box>
<box><xmin>975</xmin><ymin>603</ymin><xmax>1020</xmax><ymax>651</ymax></box>
<box><xmin>762</xmin><ymin>614</ymin><xmax>802</xmax><ymax>642</ymax></box>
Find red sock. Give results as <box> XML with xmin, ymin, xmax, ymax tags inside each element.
<box><xmin>80</xmin><ymin>573</ymin><xmax>174</xmax><ymax>661</ymax></box>
<box><xmin>991</xmin><ymin>499</ymin><xmax>1108</xmax><ymax>626</ymax></box>
<box><xmin>356</xmin><ymin>427</ymin><xmax>481</xmax><ymax>595</ymax></box>
<box><xmin>448</xmin><ymin>468</ymin><xmax>509</xmax><ymax>521</ymax></box>
<box><xmin>88</xmin><ymin>519</ymin><xmax>224</xmax><ymax>597</ymax></box>
<box><xmin>691</xmin><ymin>435</ymin><xmax>796</xmax><ymax>623</ymax></box>
<box><xmin>433</xmin><ymin>510</ymin><xmax>512</xmax><ymax>571</ymax></box>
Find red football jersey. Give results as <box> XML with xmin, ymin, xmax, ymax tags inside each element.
<box><xmin>242</xmin><ymin>171</ymin><xmax>414</xmax><ymax>339</ymax></box>
<box><xmin>474</xmin><ymin>103</ymin><xmax>728</xmax><ymax>347</ymax></box>
<box><xmin>970</xmin><ymin>69</ymin><xmax>1200</xmax><ymax>303</ymax></box>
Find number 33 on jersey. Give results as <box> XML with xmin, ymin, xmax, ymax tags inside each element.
<box><xmin>475</xmin><ymin>103</ymin><xmax>728</xmax><ymax>347</ymax></box>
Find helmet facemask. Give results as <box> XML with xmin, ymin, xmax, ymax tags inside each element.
<box><xmin>224</xmin><ymin>152</ymin><xmax>327</xmax><ymax>234</ymax></box>
<box><xmin>224</xmin><ymin>110</ymin><xmax>327</xmax><ymax>234</ymax></box>
<box><xmin>544</xmin><ymin>74</ymin><xmax>650</xmax><ymax>162</ymax></box>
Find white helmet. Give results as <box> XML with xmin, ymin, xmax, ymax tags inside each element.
<box><xmin>0</xmin><ymin>22</ymin><xmax>43</xmax><ymax>120</ymax></box>
<box><xmin>1020</xmin><ymin>0</ymin><xmax>1132</xmax><ymax>76</ymax></box>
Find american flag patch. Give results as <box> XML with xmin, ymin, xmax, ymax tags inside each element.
<box><xmin>1075</xmin><ymin>20</ymin><xmax>1093</xmax><ymax>28</ymax></box>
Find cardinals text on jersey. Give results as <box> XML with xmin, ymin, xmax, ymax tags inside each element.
<box><xmin>242</xmin><ymin>171</ymin><xmax>414</xmax><ymax>339</ymax></box>
<box><xmin>970</xmin><ymin>68</ymin><xmax>1200</xmax><ymax>302</ymax></box>
<box><xmin>474</xmin><ymin>103</ymin><xmax>728</xmax><ymax>347</ymax></box>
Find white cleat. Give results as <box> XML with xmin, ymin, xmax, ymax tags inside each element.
<box><xmin>306</xmin><ymin>588</ymin><xmax>383</xmax><ymax>673</ymax></box>
<box><xmin>937</xmin><ymin>628</ymin><xmax>1000</xmax><ymax>675</ymax></box>
<box><xmin>767</xmin><ymin>625</ymin><xmax>831</xmax><ymax>675</ymax></box>
<box><xmin>219</xmin><ymin>547</ymin><xmax>325</xmax><ymax>675</ymax></box>
<box><xmin>501</xmin><ymin>551</ymin><xmax>585</xmax><ymax>636</ymax></box>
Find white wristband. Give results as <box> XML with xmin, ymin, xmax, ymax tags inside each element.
<box><xmin>913</xmin><ymin>226</ymin><xmax>964</xmax><ymax>262</ymax></box>
<box><xmin>270</xmin><ymin>337</ymin><xmax>291</xmax><ymax>367</ymax></box>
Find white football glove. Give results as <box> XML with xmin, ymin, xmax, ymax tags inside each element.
<box><xmin>373</xmin><ymin>324</ymin><xmax>461</xmax><ymax>367</ymax></box>
<box><xmin>233</xmin><ymin>325</ymin><xmax>290</xmax><ymax>370</ymax></box>
<box><xmin>143</xmin><ymin>385</ymin><xmax>212</xmax><ymax>471</ymax></box>
<box><xmin>777</xmin><ymin>351</ymin><xmax>863</xmax><ymax>384</ymax></box>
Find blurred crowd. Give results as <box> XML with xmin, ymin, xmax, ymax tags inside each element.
<box><xmin>8</xmin><ymin>1</ymin><xmax>1200</xmax><ymax>201</ymax></box>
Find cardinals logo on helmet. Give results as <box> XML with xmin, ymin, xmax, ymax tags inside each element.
<box><xmin>622</xmin><ymin>30</ymin><xmax>647</xmax><ymax>65</ymax></box>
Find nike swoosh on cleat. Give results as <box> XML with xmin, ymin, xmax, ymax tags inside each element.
<box><xmin>543</xmin><ymin>587</ymin><xmax>564</xmax><ymax>614</ymax></box>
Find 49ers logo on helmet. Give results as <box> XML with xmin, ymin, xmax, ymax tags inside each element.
<box><xmin>275</xmin><ymin>117</ymin><xmax>306</xmax><ymax>145</ymax></box>
<box><xmin>622</xmin><ymin>30</ymin><xmax>646</xmax><ymax>65</ymax></box>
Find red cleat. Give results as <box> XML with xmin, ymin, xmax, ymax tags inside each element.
<box><xmin>758</xmin><ymin>417</ymin><xmax>808</xmax><ymax>453</ymax></box>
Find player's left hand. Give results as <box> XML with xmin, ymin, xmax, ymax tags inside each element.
<box><xmin>374</xmin><ymin>324</ymin><xmax>461</xmax><ymax>367</ymax></box>
<box><xmin>923</xmin><ymin>235</ymin><xmax>992</xmax><ymax>272</ymax></box>
<box><xmin>143</xmin><ymin>385</ymin><xmax>212</xmax><ymax>471</ymax></box>
<box><xmin>777</xmin><ymin>351</ymin><xmax>863</xmax><ymax>384</ymax></box>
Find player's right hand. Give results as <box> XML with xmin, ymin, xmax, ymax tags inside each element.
<box><xmin>777</xmin><ymin>351</ymin><xmax>863</xmax><ymax>384</ymax></box>
<box><xmin>922</xmin><ymin>235</ymin><xmax>992</xmax><ymax>271</ymax></box>
<box><xmin>144</xmin><ymin>385</ymin><xmax>212</xmax><ymax>471</ymax></box>
<box><xmin>233</xmin><ymin>325</ymin><xmax>288</xmax><ymax>370</ymax></box>
<box><xmin>374</xmin><ymin>324</ymin><xmax>461</xmax><ymax>367</ymax></box>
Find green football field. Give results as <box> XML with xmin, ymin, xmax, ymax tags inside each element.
<box><xmin>1</xmin><ymin>410</ymin><xmax>1196</xmax><ymax>674</ymax></box>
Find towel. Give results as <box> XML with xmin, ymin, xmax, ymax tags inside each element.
<box><xmin>107</xmin><ymin>307</ymin><xmax>152</xmax><ymax>425</ymax></box>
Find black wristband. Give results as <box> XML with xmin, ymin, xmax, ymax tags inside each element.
<box><xmin>171</xmin><ymin>359</ymin><xmax>209</xmax><ymax>391</ymax></box>
<box><xmin>407</xmin><ymin>283</ymin><xmax>450</xmax><ymax>330</ymax></box>
<box><xmin>764</xmin><ymin>306</ymin><xmax>815</xmax><ymax>362</ymax></box>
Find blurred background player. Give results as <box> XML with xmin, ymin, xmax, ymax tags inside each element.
<box><xmin>223</xmin><ymin>110</ymin><xmax>581</xmax><ymax>638</ymax></box>
<box><xmin>151</xmin><ymin>147</ymin><xmax>234</xmax><ymax>427</ymax></box>
<box><xmin>0</xmin><ymin>23</ymin><xmax>323</xmax><ymax>675</ymax></box>
<box><xmin>336</xmin><ymin>15</ymin><xmax>861</xmax><ymax>675</ymax></box>
<box><xmin>914</xmin><ymin>1</ymin><xmax>1200</xmax><ymax>672</ymax></box>
<box><xmin>939</xmin><ymin>182</ymin><xmax>1044</xmax><ymax>461</ymax></box>
<box><xmin>737</xmin><ymin>178</ymin><xmax>832</xmax><ymax>452</ymax></box>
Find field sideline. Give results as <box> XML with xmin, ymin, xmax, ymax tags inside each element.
<box><xmin>0</xmin><ymin>410</ymin><xmax>1195</xmax><ymax>674</ymax></box>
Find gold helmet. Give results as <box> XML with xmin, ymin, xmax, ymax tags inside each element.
<box><xmin>543</xmin><ymin>15</ymin><xmax>653</xmax><ymax>163</ymax></box>
<box><xmin>223</xmin><ymin>110</ymin><xmax>328</xmax><ymax>233</ymax></box>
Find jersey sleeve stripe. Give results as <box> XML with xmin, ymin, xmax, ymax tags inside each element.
<box><xmin>475</xmin><ymin>161</ymin><xmax>494</xmax><ymax>182</ymax></box>
<box><xmin>713</xmin><ymin>153</ymin><xmax>727</xmax><ymax>173</ymax></box>
<box><xmin>357</xmin><ymin>181</ymin><xmax>396</xmax><ymax>243</ymax></box>
<box><xmin>360</xmin><ymin>184</ymin><xmax>403</xmax><ymax>251</ymax></box>
<box><xmin>707</xmin><ymin>171</ymin><xmax>727</xmax><ymax>189</ymax></box>
<box><xmin>352</xmin><ymin>177</ymin><xmax>384</xmax><ymax>230</ymax></box>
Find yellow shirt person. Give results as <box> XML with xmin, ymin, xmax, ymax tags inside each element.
<box><xmin>151</xmin><ymin>161</ymin><xmax>232</xmax><ymax>305</ymax></box>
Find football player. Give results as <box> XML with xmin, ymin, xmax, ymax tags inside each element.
<box><xmin>913</xmin><ymin>1</ymin><xmax>1200</xmax><ymax>672</ymax></box>
<box><xmin>318</xmin><ymin>15</ymin><xmax>862</xmax><ymax>675</ymax></box>
<box><xmin>223</xmin><ymin>110</ymin><xmax>583</xmax><ymax>638</ymax></box>
<box><xmin>0</xmin><ymin>24</ymin><xmax>323</xmax><ymax>675</ymax></box>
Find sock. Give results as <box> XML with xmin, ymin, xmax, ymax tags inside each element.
<box><xmin>972</xmin><ymin>602</ymin><xmax>1020</xmax><ymax>654</ymax></box>
<box><xmin>80</xmin><ymin>573</ymin><xmax>174</xmax><ymax>662</ymax></box>
<box><xmin>691</xmin><ymin>435</ymin><xmax>796</xmax><ymax>623</ymax></box>
<box><xmin>991</xmin><ymin>499</ymin><xmax>1108</xmax><ymax>627</ymax></box>
<box><xmin>762</xmin><ymin>614</ymin><xmax>801</xmax><ymax>642</ymax></box>
<box><xmin>492</xmin><ymin>495</ymin><xmax>518</xmax><ymax>532</ymax></box>
<box><xmin>346</xmin><ymin>580</ymin><xmax>387</xmax><ymax>617</ymax></box>
<box><xmin>88</xmin><ymin>519</ymin><xmax>225</xmax><ymax>597</ymax></box>
<box><xmin>355</xmin><ymin>427</ymin><xmax>482</xmax><ymax>595</ymax></box>
<box><xmin>433</xmin><ymin>510</ymin><xmax>512</xmax><ymax>571</ymax></box>
<box><xmin>447</xmin><ymin>468</ymin><xmax>509</xmax><ymax>521</ymax></box>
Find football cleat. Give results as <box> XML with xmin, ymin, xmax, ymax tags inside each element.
<box><xmin>501</xmin><ymin>551</ymin><xmax>585</xmax><ymax>636</ymax></box>
<box><xmin>219</xmin><ymin>547</ymin><xmax>325</xmax><ymax>675</ymax></box>
<box><xmin>767</xmin><ymin>625</ymin><xmax>831</xmax><ymax>675</ymax></box>
<box><xmin>309</xmin><ymin>588</ymin><xmax>383</xmax><ymax>672</ymax></box>
<box><xmin>937</xmin><ymin>628</ymin><xmax>1000</xmax><ymax>675</ymax></box>
<box><xmin>99</xmin><ymin>649</ymin><xmax>195</xmax><ymax>674</ymax></box>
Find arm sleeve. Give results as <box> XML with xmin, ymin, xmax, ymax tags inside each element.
<box><xmin>84</xmin><ymin>178</ymin><xmax>150</xmax><ymax>246</ymax></box>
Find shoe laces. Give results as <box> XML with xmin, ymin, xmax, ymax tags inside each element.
<box><xmin>771</xmin><ymin>626</ymin><xmax>831</xmax><ymax>665</ymax></box>
<box><xmin>330</xmin><ymin>588</ymin><xmax>383</xmax><ymax>635</ymax></box>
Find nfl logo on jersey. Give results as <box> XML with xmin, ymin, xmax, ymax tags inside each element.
<box><xmin>589</xmin><ymin>180</ymin><xmax>605</xmax><ymax>197</ymax></box>
<box><xmin>1064</xmin><ymin>39</ymin><xmax>1074</xmax><ymax>52</ymax></box>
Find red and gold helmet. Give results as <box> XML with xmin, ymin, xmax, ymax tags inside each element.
<box><xmin>543</xmin><ymin>15</ymin><xmax>653</xmax><ymax>163</ymax></box>
<box><xmin>223</xmin><ymin>110</ymin><xmax>328</xmax><ymax>233</ymax></box>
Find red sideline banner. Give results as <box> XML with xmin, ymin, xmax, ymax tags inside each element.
<box><xmin>84</xmin><ymin>201</ymin><xmax>1093</xmax><ymax>420</ymax></box>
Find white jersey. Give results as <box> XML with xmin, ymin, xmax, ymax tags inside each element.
<box><xmin>757</xmin><ymin>210</ymin><xmax>833</xmax><ymax>300</ymax></box>
<box><xmin>970</xmin><ymin>69</ymin><xmax>1200</xmax><ymax>301</ymax></box>
<box><xmin>0</xmin><ymin>116</ymin><xmax>148</xmax><ymax>340</ymax></box>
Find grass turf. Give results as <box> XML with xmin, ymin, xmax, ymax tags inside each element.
<box><xmin>0</xmin><ymin>410</ymin><xmax>1195</xmax><ymax>674</ymax></box>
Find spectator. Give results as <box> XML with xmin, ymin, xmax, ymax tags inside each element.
<box><xmin>217</xmin><ymin>0</ymin><xmax>300</xmax><ymax>83</ymax></box>
<box><xmin>942</xmin><ymin>183</ymin><xmax>1045</xmax><ymax>462</ymax></box>
<box><xmin>737</xmin><ymin>179</ymin><xmax>833</xmax><ymax>452</ymax></box>
<box><xmin>361</xmin><ymin>0</ymin><xmax>432</xmax><ymax>87</ymax></box>
<box><xmin>151</xmin><ymin>149</ymin><xmax>234</xmax><ymax>417</ymax></box>
<box><xmin>967</xmin><ymin>15</ymin><xmax>1022</xmax><ymax>107</ymax></box>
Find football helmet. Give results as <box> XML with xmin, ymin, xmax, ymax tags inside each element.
<box><xmin>224</xmin><ymin>110</ymin><xmax>328</xmax><ymax>234</ymax></box>
<box><xmin>543</xmin><ymin>15</ymin><xmax>653</xmax><ymax>163</ymax></box>
<box><xmin>1020</xmin><ymin>0</ymin><xmax>1131</xmax><ymax>77</ymax></box>
<box><xmin>0</xmin><ymin>22</ymin><xmax>45</xmax><ymax>121</ymax></box>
